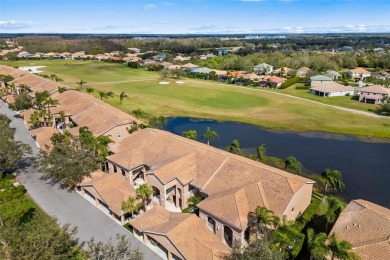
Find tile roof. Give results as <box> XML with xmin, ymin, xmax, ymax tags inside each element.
<box><xmin>10</xmin><ymin>73</ymin><xmax>47</xmax><ymax>88</ymax></box>
<box><xmin>0</xmin><ymin>65</ymin><xmax>27</xmax><ymax>78</ymax></box>
<box><xmin>359</xmin><ymin>85</ymin><xmax>390</xmax><ymax>95</ymax></box>
<box><xmin>349</xmin><ymin>67</ymin><xmax>371</xmax><ymax>74</ymax></box>
<box><xmin>130</xmin><ymin>205</ymin><xmax>230</xmax><ymax>260</ymax></box>
<box><xmin>29</xmin><ymin>127</ymin><xmax>60</xmax><ymax>152</ymax></box>
<box><xmin>50</xmin><ymin>90</ymin><xmax>141</xmax><ymax>136</ymax></box>
<box><xmin>310</xmin><ymin>75</ymin><xmax>333</xmax><ymax>81</ymax></box>
<box><xmin>79</xmin><ymin>171</ymin><xmax>136</xmax><ymax>216</ymax></box>
<box><xmin>267</xmin><ymin>75</ymin><xmax>286</xmax><ymax>84</ymax></box>
<box><xmin>108</xmin><ymin>129</ymin><xmax>313</xmax><ymax>230</ymax></box>
<box><xmin>329</xmin><ymin>199</ymin><xmax>390</xmax><ymax>260</ymax></box>
<box><xmin>310</xmin><ymin>82</ymin><xmax>354</xmax><ymax>93</ymax></box>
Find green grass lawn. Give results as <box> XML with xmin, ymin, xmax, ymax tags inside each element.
<box><xmin>0</xmin><ymin>60</ymin><xmax>158</xmax><ymax>84</ymax></box>
<box><xmin>269</xmin><ymin>84</ymin><xmax>379</xmax><ymax>112</ymax></box>
<box><xmin>2</xmin><ymin>60</ymin><xmax>389</xmax><ymax>138</ymax></box>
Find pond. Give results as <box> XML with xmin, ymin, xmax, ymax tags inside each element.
<box><xmin>164</xmin><ymin>117</ymin><xmax>390</xmax><ymax>208</ymax></box>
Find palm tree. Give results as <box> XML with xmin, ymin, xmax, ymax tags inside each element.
<box><xmin>226</xmin><ymin>139</ymin><xmax>242</xmax><ymax>154</ymax></box>
<box><xmin>306</xmin><ymin>228</ymin><xmax>329</xmax><ymax>260</ymax></box>
<box><xmin>121</xmin><ymin>196</ymin><xmax>138</xmax><ymax>219</ymax></box>
<box><xmin>285</xmin><ymin>156</ymin><xmax>302</xmax><ymax>173</ymax></box>
<box><xmin>76</xmin><ymin>80</ymin><xmax>87</xmax><ymax>90</ymax></box>
<box><xmin>328</xmin><ymin>234</ymin><xmax>358</xmax><ymax>260</ymax></box>
<box><xmin>136</xmin><ymin>184</ymin><xmax>153</xmax><ymax>212</ymax></box>
<box><xmin>187</xmin><ymin>195</ymin><xmax>202</xmax><ymax>209</ymax></box>
<box><xmin>106</xmin><ymin>91</ymin><xmax>115</xmax><ymax>99</ymax></box>
<box><xmin>119</xmin><ymin>91</ymin><xmax>128</xmax><ymax>105</ymax></box>
<box><xmin>325</xmin><ymin>197</ymin><xmax>344</xmax><ymax>233</ymax></box>
<box><xmin>98</xmin><ymin>91</ymin><xmax>106</xmax><ymax>100</ymax></box>
<box><xmin>256</xmin><ymin>144</ymin><xmax>266</xmax><ymax>161</ymax></box>
<box><xmin>182</xmin><ymin>130</ymin><xmax>197</xmax><ymax>140</ymax></box>
<box><xmin>86</xmin><ymin>88</ymin><xmax>94</xmax><ymax>95</ymax></box>
<box><xmin>254</xmin><ymin>206</ymin><xmax>279</xmax><ymax>234</ymax></box>
<box><xmin>321</xmin><ymin>169</ymin><xmax>345</xmax><ymax>202</ymax></box>
<box><xmin>201</xmin><ymin>127</ymin><xmax>219</xmax><ymax>146</ymax></box>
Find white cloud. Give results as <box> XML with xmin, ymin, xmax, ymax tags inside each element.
<box><xmin>0</xmin><ymin>20</ymin><xmax>32</xmax><ymax>29</ymax></box>
<box><xmin>143</xmin><ymin>4</ymin><xmax>157</xmax><ymax>10</ymax></box>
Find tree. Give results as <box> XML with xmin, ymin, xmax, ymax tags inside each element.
<box><xmin>222</xmin><ymin>234</ymin><xmax>285</xmax><ymax>260</ymax></box>
<box><xmin>285</xmin><ymin>156</ymin><xmax>302</xmax><ymax>173</ymax></box>
<box><xmin>376</xmin><ymin>101</ymin><xmax>390</xmax><ymax>116</ymax></box>
<box><xmin>328</xmin><ymin>234</ymin><xmax>358</xmax><ymax>260</ymax></box>
<box><xmin>325</xmin><ymin>197</ymin><xmax>344</xmax><ymax>233</ymax></box>
<box><xmin>187</xmin><ymin>195</ymin><xmax>202</xmax><ymax>209</ymax></box>
<box><xmin>86</xmin><ymin>87</ymin><xmax>95</xmax><ymax>94</ymax></box>
<box><xmin>0</xmin><ymin>115</ymin><xmax>32</xmax><ymax>172</ymax></box>
<box><xmin>76</xmin><ymin>80</ymin><xmax>87</xmax><ymax>90</ymax></box>
<box><xmin>119</xmin><ymin>91</ymin><xmax>128</xmax><ymax>105</ymax></box>
<box><xmin>256</xmin><ymin>144</ymin><xmax>266</xmax><ymax>161</ymax></box>
<box><xmin>136</xmin><ymin>184</ymin><xmax>153</xmax><ymax>212</ymax></box>
<box><xmin>106</xmin><ymin>91</ymin><xmax>115</xmax><ymax>99</ymax></box>
<box><xmin>321</xmin><ymin>169</ymin><xmax>345</xmax><ymax>202</ymax></box>
<box><xmin>255</xmin><ymin>206</ymin><xmax>279</xmax><ymax>234</ymax></box>
<box><xmin>37</xmin><ymin>142</ymin><xmax>99</xmax><ymax>188</ymax></box>
<box><xmin>99</xmin><ymin>91</ymin><xmax>106</xmax><ymax>100</ymax></box>
<box><xmin>201</xmin><ymin>127</ymin><xmax>219</xmax><ymax>146</ymax></box>
<box><xmin>10</xmin><ymin>93</ymin><xmax>33</xmax><ymax>111</ymax></box>
<box><xmin>182</xmin><ymin>130</ymin><xmax>197</xmax><ymax>140</ymax></box>
<box><xmin>306</xmin><ymin>228</ymin><xmax>329</xmax><ymax>260</ymax></box>
<box><xmin>121</xmin><ymin>196</ymin><xmax>138</xmax><ymax>219</ymax></box>
<box><xmin>160</xmin><ymin>68</ymin><xmax>170</xmax><ymax>79</ymax></box>
<box><xmin>132</xmin><ymin>108</ymin><xmax>148</xmax><ymax>119</ymax></box>
<box><xmin>149</xmin><ymin>116</ymin><xmax>167</xmax><ymax>129</ymax></box>
<box><xmin>57</xmin><ymin>86</ymin><xmax>67</xmax><ymax>93</ymax></box>
<box><xmin>86</xmin><ymin>234</ymin><xmax>143</xmax><ymax>260</ymax></box>
<box><xmin>34</xmin><ymin>90</ymin><xmax>51</xmax><ymax>110</ymax></box>
<box><xmin>226</xmin><ymin>139</ymin><xmax>242</xmax><ymax>154</ymax></box>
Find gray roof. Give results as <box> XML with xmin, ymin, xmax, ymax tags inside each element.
<box><xmin>191</xmin><ymin>67</ymin><xmax>214</xmax><ymax>74</ymax></box>
<box><xmin>310</xmin><ymin>75</ymin><xmax>333</xmax><ymax>81</ymax></box>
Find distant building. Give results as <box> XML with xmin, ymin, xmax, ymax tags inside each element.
<box><xmin>310</xmin><ymin>75</ymin><xmax>333</xmax><ymax>87</ymax></box>
<box><xmin>310</xmin><ymin>82</ymin><xmax>354</xmax><ymax>97</ymax></box>
<box><xmin>254</xmin><ymin>63</ymin><xmax>273</xmax><ymax>75</ymax></box>
<box><xmin>358</xmin><ymin>85</ymin><xmax>390</xmax><ymax>104</ymax></box>
<box><xmin>296</xmin><ymin>67</ymin><xmax>311</xmax><ymax>77</ymax></box>
<box><xmin>325</xmin><ymin>70</ymin><xmax>342</xmax><ymax>80</ymax></box>
<box><xmin>348</xmin><ymin>67</ymin><xmax>371</xmax><ymax>81</ymax></box>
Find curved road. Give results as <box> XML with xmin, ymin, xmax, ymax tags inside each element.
<box><xmin>0</xmin><ymin>101</ymin><xmax>161</xmax><ymax>260</ymax></box>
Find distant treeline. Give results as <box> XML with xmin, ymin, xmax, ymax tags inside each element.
<box><xmin>12</xmin><ymin>34</ymin><xmax>390</xmax><ymax>55</ymax></box>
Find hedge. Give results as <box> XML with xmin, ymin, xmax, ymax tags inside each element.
<box><xmin>279</xmin><ymin>77</ymin><xmax>300</xmax><ymax>89</ymax></box>
<box><xmin>293</xmin><ymin>199</ymin><xmax>321</xmax><ymax>232</ymax></box>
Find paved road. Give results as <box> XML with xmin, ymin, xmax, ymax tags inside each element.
<box><xmin>0</xmin><ymin>101</ymin><xmax>161</xmax><ymax>260</ymax></box>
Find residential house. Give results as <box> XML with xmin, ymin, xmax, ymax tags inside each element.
<box><xmin>310</xmin><ymin>75</ymin><xmax>333</xmax><ymax>87</ymax></box>
<box><xmin>153</xmin><ymin>53</ymin><xmax>166</xmax><ymax>62</ymax></box>
<box><xmin>59</xmin><ymin>52</ymin><xmax>72</xmax><ymax>59</ymax></box>
<box><xmin>160</xmin><ymin>62</ymin><xmax>173</xmax><ymax>68</ymax></box>
<box><xmin>17</xmin><ymin>51</ymin><xmax>33</xmax><ymax>59</ymax></box>
<box><xmin>49</xmin><ymin>90</ymin><xmax>141</xmax><ymax>149</ymax></box>
<box><xmin>273</xmin><ymin>67</ymin><xmax>292</xmax><ymax>77</ymax></box>
<box><xmin>254</xmin><ymin>63</ymin><xmax>273</xmax><ymax>75</ymax></box>
<box><xmin>78</xmin><ymin>171</ymin><xmax>136</xmax><ymax>225</ymax></box>
<box><xmin>329</xmin><ymin>199</ymin><xmax>390</xmax><ymax>260</ymax></box>
<box><xmin>128</xmin><ymin>48</ymin><xmax>141</xmax><ymax>53</ymax></box>
<box><xmin>325</xmin><ymin>70</ymin><xmax>342</xmax><ymax>80</ymax></box>
<box><xmin>72</xmin><ymin>51</ymin><xmax>86</xmax><ymax>59</ymax></box>
<box><xmin>142</xmin><ymin>59</ymin><xmax>156</xmax><ymax>66</ymax></box>
<box><xmin>265</xmin><ymin>75</ymin><xmax>287</xmax><ymax>88</ymax></box>
<box><xmin>371</xmin><ymin>71</ymin><xmax>390</xmax><ymax>80</ymax></box>
<box><xmin>358</xmin><ymin>85</ymin><xmax>390</xmax><ymax>104</ymax></box>
<box><xmin>105</xmin><ymin>128</ymin><xmax>314</xmax><ymax>247</ymax></box>
<box><xmin>174</xmin><ymin>55</ymin><xmax>191</xmax><ymax>62</ymax></box>
<box><xmin>348</xmin><ymin>67</ymin><xmax>371</xmax><ymax>81</ymax></box>
<box><xmin>130</xmin><ymin>205</ymin><xmax>230</xmax><ymax>260</ymax></box>
<box><xmin>181</xmin><ymin>63</ymin><xmax>199</xmax><ymax>71</ymax></box>
<box><xmin>216</xmin><ymin>48</ymin><xmax>229</xmax><ymax>55</ymax></box>
<box><xmin>296</xmin><ymin>67</ymin><xmax>311</xmax><ymax>77</ymax></box>
<box><xmin>310</xmin><ymin>82</ymin><xmax>354</xmax><ymax>97</ymax></box>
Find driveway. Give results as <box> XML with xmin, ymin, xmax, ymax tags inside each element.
<box><xmin>0</xmin><ymin>101</ymin><xmax>161</xmax><ymax>260</ymax></box>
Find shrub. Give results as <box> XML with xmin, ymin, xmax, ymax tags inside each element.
<box><xmin>295</xmin><ymin>85</ymin><xmax>310</xmax><ymax>90</ymax></box>
<box><xmin>280</xmin><ymin>76</ymin><xmax>300</xmax><ymax>89</ymax></box>
<box><xmin>293</xmin><ymin>199</ymin><xmax>320</xmax><ymax>232</ymax></box>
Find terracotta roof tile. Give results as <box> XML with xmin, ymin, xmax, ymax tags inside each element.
<box><xmin>330</xmin><ymin>199</ymin><xmax>390</xmax><ymax>260</ymax></box>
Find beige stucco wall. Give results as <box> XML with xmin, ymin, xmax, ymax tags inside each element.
<box><xmin>103</xmin><ymin>124</ymin><xmax>130</xmax><ymax>146</ymax></box>
<box><xmin>283</xmin><ymin>182</ymin><xmax>314</xmax><ymax>220</ymax></box>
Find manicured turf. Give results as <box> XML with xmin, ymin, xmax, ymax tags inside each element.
<box><xmin>269</xmin><ymin>84</ymin><xmax>379</xmax><ymax>112</ymax></box>
<box><xmin>2</xmin><ymin>60</ymin><xmax>389</xmax><ymax>138</ymax></box>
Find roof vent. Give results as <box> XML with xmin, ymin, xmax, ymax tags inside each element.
<box><xmin>358</xmin><ymin>225</ymin><xmax>361</xmax><ymax>228</ymax></box>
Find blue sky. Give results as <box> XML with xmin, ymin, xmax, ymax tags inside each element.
<box><xmin>0</xmin><ymin>0</ymin><xmax>389</xmax><ymax>34</ymax></box>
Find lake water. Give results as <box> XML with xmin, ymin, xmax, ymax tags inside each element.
<box><xmin>164</xmin><ymin>117</ymin><xmax>390</xmax><ymax>208</ymax></box>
